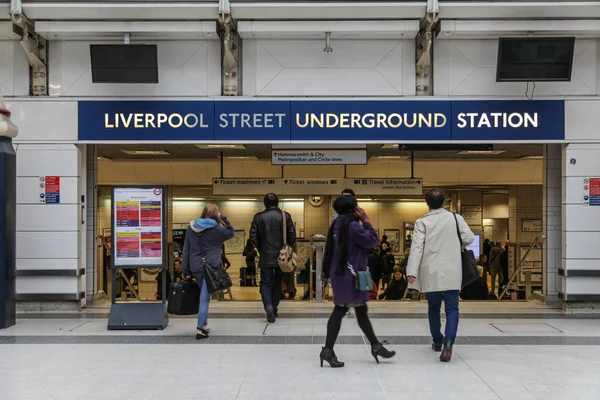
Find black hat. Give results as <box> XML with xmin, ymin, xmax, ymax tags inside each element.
<box><xmin>333</xmin><ymin>195</ymin><xmax>357</xmax><ymax>215</ymax></box>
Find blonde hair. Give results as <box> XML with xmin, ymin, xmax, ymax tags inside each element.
<box><xmin>201</xmin><ymin>203</ymin><xmax>225</xmax><ymax>227</ymax></box>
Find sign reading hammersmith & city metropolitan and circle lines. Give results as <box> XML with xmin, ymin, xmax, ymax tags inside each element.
<box><xmin>77</xmin><ymin>99</ymin><xmax>565</xmax><ymax>143</ymax></box>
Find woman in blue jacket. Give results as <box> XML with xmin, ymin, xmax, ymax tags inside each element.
<box><xmin>182</xmin><ymin>203</ymin><xmax>234</xmax><ymax>339</ymax></box>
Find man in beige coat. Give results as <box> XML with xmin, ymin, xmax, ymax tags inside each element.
<box><xmin>407</xmin><ymin>188</ymin><xmax>474</xmax><ymax>362</ymax></box>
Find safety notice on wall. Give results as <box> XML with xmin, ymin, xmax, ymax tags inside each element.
<box><xmin>272</xmin><ymin>149</ymin><xmax>367</xmax><ymax>165</ymax></box>
<box><xmin>112</xmin><ymin>187</ymin><xmax>165</xmax><ymax>267</ymax></box>
<box><xmin>583</xmin><ymin>178</ymin><xmax>600</xmax><ymax>206</ymax></box>
<box><xmin>39</xmin><ymin>176</ymin><xmax>60</xmax><ymax>204</ymax></box>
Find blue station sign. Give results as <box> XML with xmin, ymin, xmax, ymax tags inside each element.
<box><xmin>78</xmin><ymin>99</ymin><xmax>565</xmax><ymax>142</ymax></box>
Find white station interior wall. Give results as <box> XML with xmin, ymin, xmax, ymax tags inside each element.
<box><xmin>0</xmin><ymin>40</ymin><xmax>30</xmax><ymax>96</ymax></box>
<box><xmin>242</xmin><ymin>39</ymin><xmax>416</xmax><ymax>96</ymax></box>
<box><xmin>15</xmin><ymin>144</ymin><xmax>85</xmax><ymax>298</ymax></box>
<box><xmin>434</xmin><ymin>39</ymin><xmax>600</xmax><ymax>96</ymax></box>
<box><xmin>47</xmin><ymin>40</ymin><xmax>221</xmax><ymax>97</ymax></box>
<box><xmin>562</xmin><ymin>144</ymin><xmax>600</xmax><ymax>297</ymax></box>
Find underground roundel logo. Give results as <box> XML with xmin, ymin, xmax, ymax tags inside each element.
<box><xmin>153</xmin><ymin>188</ymin><xmax>162</xmax><ymax>196</ymax></box>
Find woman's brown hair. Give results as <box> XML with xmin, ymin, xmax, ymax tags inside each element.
<box><xmin>201</xmin><ymin>203</ymin><xmax>225</xmax><ymax>227</ymax></box>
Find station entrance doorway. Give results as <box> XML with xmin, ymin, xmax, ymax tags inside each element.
<box><xmin>91</xmin><ymin>142</ymin><xmax>551</xmax><ymax>309</ymax></box>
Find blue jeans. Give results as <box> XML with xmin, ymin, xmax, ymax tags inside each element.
<box><xmin>260</xmin><ymin>267</ymin><xmax>283</xmax><ymax>312</ymax></box>
<box><xmin>193</xmin><ymin>274</ymin><xmax>211</xmax><ymax>330</ymax></box>
<box><xmin>427</xmin><ymin>290</ymin><xmax>460</xmax><ymax>346</ymax></box>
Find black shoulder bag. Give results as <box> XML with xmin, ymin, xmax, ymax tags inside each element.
<box><xmin>204</xmin><ymin>257</ymin><xmax>233</xmax><ymax>294</ymax></box>
<box><xmin>453</xmin><ymin>213</ymin><xmax>479</xmax><ymax>289</ymax></box>
<box><xmin>196</xmin><ymin>232</ymin><xmax>233</xmax><ymax>294</ymax></box>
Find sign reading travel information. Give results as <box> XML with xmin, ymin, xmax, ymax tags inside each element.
<box><xmin>112</xmin><ymin>186</ymin><xmax>166</xmax><ymax>268</ymax></box>
<box><xmin>78</xmin><ymin>100</ymin><xmax>565</xmax><ymax>143</ymax></box>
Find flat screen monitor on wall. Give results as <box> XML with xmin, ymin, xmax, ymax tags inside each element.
<box><xmin>467</xmin><ymin>234</ymin><xmax>481</xmax><ymax>260</ymax></box>
<box><xmin>496</xmin><ymin>37</ymin><xmax>575</xmax><ymax>82</ymax></box>
<box><xmin>90</xmin><ymin>44</ymin><xmax>158</xmax><ymax>84</ymax></box>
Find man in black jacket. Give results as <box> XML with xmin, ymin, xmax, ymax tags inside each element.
<box><xmin>250</xmin><ymin>193</ymin><xmax>297</xmax><ymax>323</ymax></box>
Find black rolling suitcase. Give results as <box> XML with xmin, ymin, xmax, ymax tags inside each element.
<box><xmin>240</xmin><ymin>267</ymin><xmax>248</xmax><ymax>287</ymax></box>
<box><xmin>167</xmin><ymin>281</ymin><xmax>200</xmax><ymax>315</ymax></box>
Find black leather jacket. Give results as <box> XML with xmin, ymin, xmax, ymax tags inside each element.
<box><xmin>250</xmin><ymin>206</ymin><xmax>296</xmax><ymax>268</ymax></box>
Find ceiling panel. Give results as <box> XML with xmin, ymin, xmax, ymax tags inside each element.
<box><xmin>96</xmin><ymin>143</ymin><xmax>543</xmax><ymax>161</ymax></box>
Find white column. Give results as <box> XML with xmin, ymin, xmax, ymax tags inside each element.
<box><xmin>562</xmin><ymin>143</ymin><xmax>600</xmax><ymax>309</ymax></box>
<box><xmin>15</xmin><ymin>144</ymin><xmax>84</xmax><ymax>310</ymax></box>
<box><xmin>543</xmin><ymin>144</ymin><xmax>562</xmax><ymax>297</ymax></box>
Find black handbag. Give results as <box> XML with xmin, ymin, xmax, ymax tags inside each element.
<box><xmin>204</xmin><ymin>259</ymin><xmax>233</xmax><ymax>294</ymax></box>
<box><xmin>453</xmin><ymin>213</ymin><xmax>479</xmax><ymax>289</ymax></box>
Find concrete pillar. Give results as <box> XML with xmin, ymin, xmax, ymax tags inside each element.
<box><xmin>543</xmin><ymin>144</ymin><xmax>562</xmax><ymax>298</ymax></box>
<box><xmin>0</xmin><ymin>92</ymin><xmax>18</xmax><ymax>329</ymax></box>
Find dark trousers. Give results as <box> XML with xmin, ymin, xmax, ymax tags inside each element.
<box><xmin>260</xmin><ymin>267</ymin><xmax>283</xmax><ymax>312</ymax></box>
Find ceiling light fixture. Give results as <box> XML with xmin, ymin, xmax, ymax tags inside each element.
<box><xmin>196</xmin><ymin>144</ymin><xmax>246</xmax><ymax>149</ymax></box>
<box><xmin>121</xmin><ymin>150</ymin><xmax>170</xmax><ymax>156</ymax></box>
<box><xmin>520</xmin><ymin>155</ymin><xmax>543</xmax><ymax>160</ymax></box>
<box><xmin>173</xmin><ymin>197</ymin><xmax>206</xmax><ymax>201</ymax></box>
<box><xmin>97</xmin><ymin>156</ymin><xmax>111</xmax><ymax>161</ymax></box>
<box><xmin>457</xmin><ymin>150</ymin><xmax>507</xmax><ymax>155</ymax></box>
<box><xmin>375</xmin><ymin>156</ymin><xmax>408</xmax><ymax>159</ymax></box>
<box><xmin>281</xmin><ymin>198</ymin><xmax>304</xmax><ymax>202</ymax></box>
<box><xmin>381</xmin><ymin>144</ymin><xmax>399</xmax><ymax>149</ymax></box>
<box><xmin>226</xmin><ymin>156</ymin><xmax>257</xmax><ymax>160</ymax></box>
<box><xmin>228</xmin><ymin>198</ymin><xmax>257</xmax><ymax>201</ymax></box>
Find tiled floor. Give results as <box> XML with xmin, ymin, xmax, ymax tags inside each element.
<box><xmin>3</xmin><ymin>312</ymin><xmax>600</xmax><ymax>399</ymax></box>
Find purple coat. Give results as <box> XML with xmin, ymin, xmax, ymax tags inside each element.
<box><xmin>329</xmin><ymin>219</ymin><xmax>380</xmax><ymax>306</ymax></box>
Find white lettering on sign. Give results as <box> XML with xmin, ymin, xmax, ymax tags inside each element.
<box><xmin>218</xmin><ymin>113</ymin><xmax>286</xmax><ymax>128</ymax></box>
<box><xmin>456</xmin><ymin>112</ymin><xmax>538</xmax><ymax>129</ymax></box>
<box><xmin>104</xmin><ymin>113</ymin><xmax>209</xmax><ymax>129</ymax></box>
<box><xmin>295</xmin><ymin>113</ymin><xmax>447</xmax><ymax>129</ymax></box>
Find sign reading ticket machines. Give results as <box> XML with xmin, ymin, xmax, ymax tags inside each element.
<box><xmin>111</xmin><ymin>186</ymin><xmax>167</xmax><ymax>268</ymax></box>
<box><xmin>108</xmin><ymin>186</ymin><xmax>168</xmax><ymax>331</ymax></box>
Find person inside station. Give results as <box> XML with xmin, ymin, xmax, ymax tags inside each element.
<box><xmin>243</xmin><ymin>239</ymin><xmax>258</xmax><ymax>287</ymax></box>
<box><xmin>379</xmin><ymin>268</ymin><xmax>408</xmax><ymax>300</ymax></box>
<box><xmin>368</xmin><ymin>247</ymin><xmax>382</xmax><ymax>291</ymax></box>
<box><xmin>221</xmin><ymin>244</ymin><xmax>232</xmax><ymax>271</ymax></box>
<box><xmin>173</xmin><ymin>259</ymin><xmax>183</xmax><ymax>282</ymax></box>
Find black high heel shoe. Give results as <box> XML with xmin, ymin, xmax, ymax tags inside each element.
<box><xmin>320</xmin><ymin>347</ymin><xmax>345</xmax><ymax>368</ymax></box>
<box><xmin>371</xmin><ymin>343</ymin><xmax>396</xmax><ymax>364</ymax></box>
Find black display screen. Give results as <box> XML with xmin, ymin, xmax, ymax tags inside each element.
<box><xmin>90</xmin><ymin>44</ymin><xmax>158</xmax><ymax>84</ymax></box>
<box><xmin>496</xmin><ymin>37</ymin><xmax>575</xmax><ymax>82</ymax></box>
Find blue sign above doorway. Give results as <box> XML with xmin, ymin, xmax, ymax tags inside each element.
<box><xmin>77</xmin><ymin>99</ymin><xmax>565</xmax><ymax>142</ymax></box>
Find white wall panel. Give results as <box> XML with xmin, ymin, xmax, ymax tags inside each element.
<box><xmin>17</xmin><ymin>205</ymin><xmax>80</xmax><ymax>231</ymax></box>
<box><xmin>48</xmin><ymin>40</ymin><xmax>221</xmax><ymax>97</ymax></box>
<box><xmin>16</xmin><ymin>231</ymin><xmax>79</xmax><ymax>259</ymax></box>
<box><xmin>563</xmin><ymin>259</ymin><xmax>600</xmax><ymax>272</ymax></box>
<box><xmin>16</xmin><ymin>146</ymin><xmax>80</xmax><ymax>177</ymax></box>
<box><xmin>17</xmin><ymin>259</ymin><xmax>79</xmax><ymax>271</ymax></box>
<box><xmin>16</xmin><ymin>277</ymin><xmax>78</xmax><ymax>294</ymax></box>
<box><xmin>562</xmin><ymin>231</ymin><xmax>600</xmax><ymax>259</ymax></box>
<box><xmin>243</xmin><ymin>39</ymin><xmax>415</xmax><ymax>96</ymax></box>
<box><xmin>434</xmin><ymin>39</ymin><xmax>598</xmax><ymax>96</ymax></box>
<box><xmin>7</xmin><ymin>101</ymin><xmax>78</xmax><ymax>142</ymax></box>
<box><xmin>17</xmin><ymin>177</ymin><xmax>79</xmax><ymax>204</ymax></box>
<box><xmin>0</xmin><ymin>40</ymin><xmax>30</xmax><ymax>96</ymax></box>
<box><xmin>564</xmin><ymin>277</ymin><xmax>600</xmax><ymax>294</ymax></box>
<box><xmin>565</xmin><ymin>100</ymin><xmax>600</xmax><ymax>142</ymax></box>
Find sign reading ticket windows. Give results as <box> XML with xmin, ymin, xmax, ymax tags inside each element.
<box><xmin>112</xmin><ymin>186</ymin><xmax>166</xmax><ymax>268</ymax></box>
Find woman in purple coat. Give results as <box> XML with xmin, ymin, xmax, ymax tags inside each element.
<box><xmin>319</xmin><ymin>196</ymin><xmax>396</xmax><ymax>368</ymax></box>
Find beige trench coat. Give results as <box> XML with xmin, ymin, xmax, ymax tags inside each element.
<box><xmin>406</xmin><ymin>208</ymin><xmax>475</xmax><ymax>293</ymax></box>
